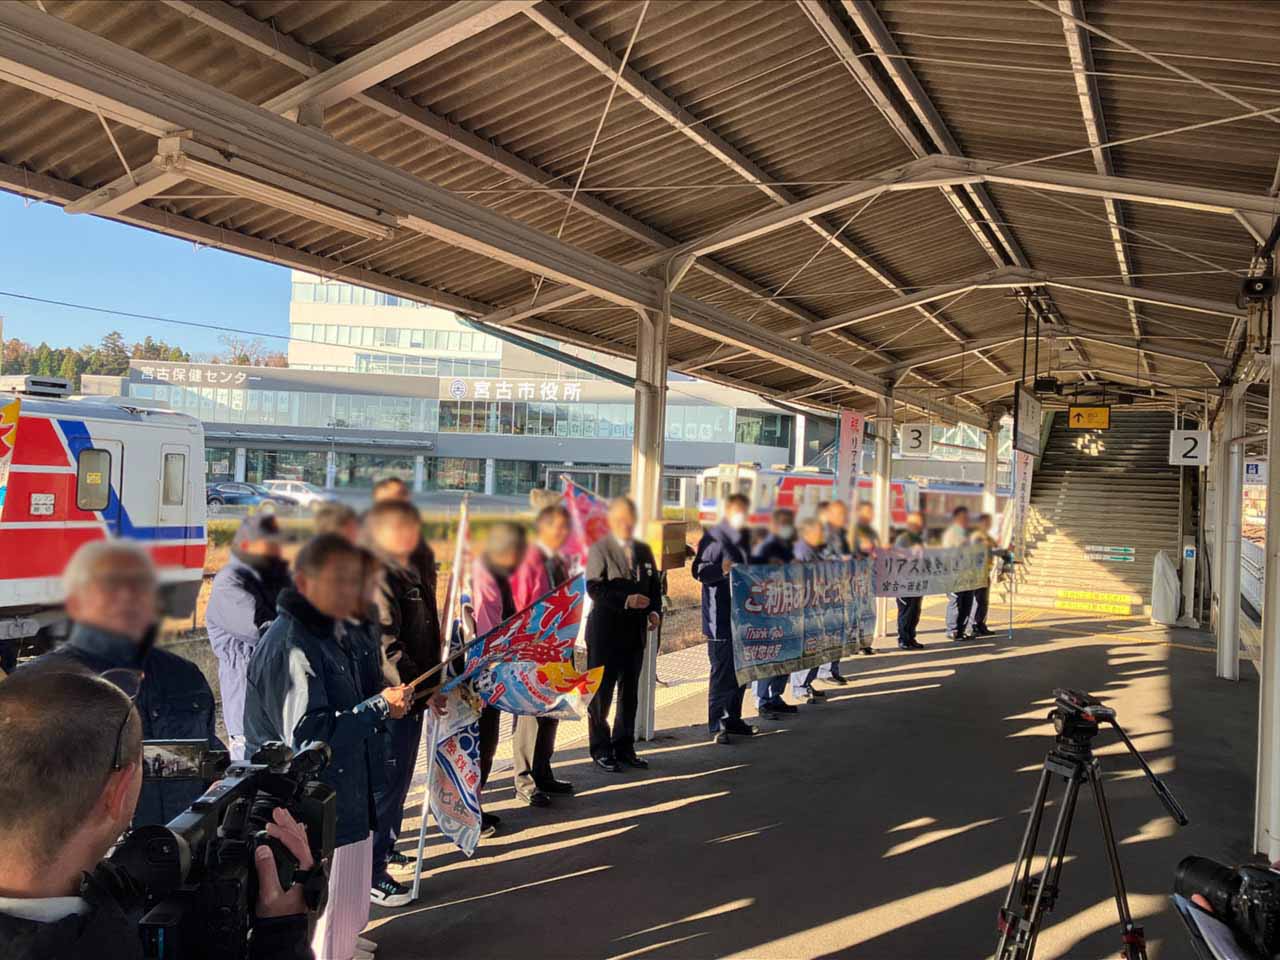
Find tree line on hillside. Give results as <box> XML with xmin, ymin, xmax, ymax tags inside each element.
<box><xmin>0</xmin><ymin>329</ymin><xmax>286</xmax><ymax>389</ymax></box>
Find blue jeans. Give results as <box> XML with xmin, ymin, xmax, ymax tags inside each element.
<box><xmin>754</xmin><ymin>675</ymin><xmax>787</xmax><ymax>707</ymax></box>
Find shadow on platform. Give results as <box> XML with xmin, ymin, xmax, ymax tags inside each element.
<box><xmin>370</xmin><ymin>615</ymin><xmax>1255</xmax><ymax>960</ymax></box>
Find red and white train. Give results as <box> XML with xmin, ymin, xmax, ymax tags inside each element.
<box><xmin>0</xmin><ymin>379</ymin><xmax>206</xmax><ymax>647</ymax></box>
<box><xmin>697</xmin><ymin>463</ymin><xmax>920</xmax><ymax>527</ymax></box>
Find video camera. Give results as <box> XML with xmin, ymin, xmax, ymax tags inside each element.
<box><xmin>100</xmin><ymin>741</ymin><xmax>336</xmax><ymax>960</ymax></box>
<box><xmin>1176</xmin><ymin>856</ymin><xmax>1280</xmax><ymax>959</ymax></box>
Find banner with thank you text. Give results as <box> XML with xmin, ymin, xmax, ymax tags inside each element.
<box><xmin>729</xmin><ymin>544</ymin><xmax>988</xmax><ymax>684</ymax></box>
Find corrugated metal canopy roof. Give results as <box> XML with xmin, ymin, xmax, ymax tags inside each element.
<box><xmin>1</xmin><ymin>0</ymin><xmax>1276</xmax><ymax>426</ymax></box>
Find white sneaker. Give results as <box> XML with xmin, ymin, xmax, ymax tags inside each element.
<box><xmin>370</xmin><ymin>874</ymin><xmax>413</xmax><ymax>907</ymax></box>
<box><xmin>357</xmin><ymin>937</ymin><xmax>378</xmax><ymax>952</ymax></box>
<box><xmin>356</xmin><ymin>950</ymin><xmax>375</xmax><ymax>960</ymax></box>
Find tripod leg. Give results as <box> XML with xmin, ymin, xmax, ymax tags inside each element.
<box><xmin>1025</xmin><ymin>770</ymin><xmax>1083</xmax><ymax>960</ymax></box>
<box><xmin>1089</xmin><ymin>760</ymin><xmax>1147</xmax><ymax>960</ymax></box>
<box><xmin>997</xmin><ymin>765</ymin><xmax>1054</xmax><ymax>957</ymax></box>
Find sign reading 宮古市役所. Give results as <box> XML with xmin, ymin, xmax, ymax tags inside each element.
<box><xmin>1067</xmin><ymin>405</ymin><xmax>1110</xmax><ymax>430</ymax></box>
<box><xmin>1013</xmin><ymin>383</ymin><xmax>1043</xmax><ymax>455</ymax></box>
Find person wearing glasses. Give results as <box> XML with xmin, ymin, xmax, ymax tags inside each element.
<box><xmin>0</xmin><ymin>668</ymin><xmax>315</xmax><ymax>960</ymax></box>
<box><xmin>35</xmin><ymin>540</ymin><xmax>222</xmax><ymax>828</ymax></box>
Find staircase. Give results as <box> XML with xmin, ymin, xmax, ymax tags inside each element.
<box><xmin>1007</xmin><ymin>410</ymin><xmax>1183</xmax><ymax>617</ymax></box>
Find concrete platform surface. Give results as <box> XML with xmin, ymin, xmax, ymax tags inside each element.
<box><xmin>368</xmin><ymin>607</ymin><xmax>1256</xmax><ymax>960</ymax></box>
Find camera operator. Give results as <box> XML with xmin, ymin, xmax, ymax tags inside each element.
<box><xmin>244</xmin><ymin>534</ymin><xmax>423</xmax><ymax>960</ymax></box>
<box><xmin>36</xmin><ymin>540</ymin><xmax>222</xmax><ymax>827</ymax></box>
<box><xmin>0</xmin><ymin>668</ymin><xmax>313</xmax><ymax>959</ymax></box>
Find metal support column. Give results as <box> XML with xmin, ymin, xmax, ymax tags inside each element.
<box><xmin>412</xmin><ymin>454</ymin><xmax>425</xmax><ymax>494</ymax></box>
<box><xmin>1257</xmin><ymin>274</ymin><xmax>1280</xmax><ymax>857</ymax></box>
<box><xmin>324</xmin><ymin>450</ymin><xmax>336</xmax><ymax>490</ymax></box>
<box><xmin>1218</xmin><ymin>390</ymin><xmax>1245</xmax><ymax>681</ymax></box>
<box><xmin>793</xmin><ymin>414</ymin><xmax>808</xmax><ymax>468</ymax></box>
<box><xmin>633</xmin><ymin>298</ymin><xmax>670</xmax><ymax>742</ymax></box>
<box><xmin>872</xmin><ymin>395</ymin><xmax>895</xmax><ymax>640</ymax></box>
<box><xmin>983</xmin><ymin>422</ymin><xmax>1000</xmax><ymax>517</ymax></box>
<box><xmin>233</xmin><ymin>447</ymin><xmax>247</xmax><ymax>483</ymax></box>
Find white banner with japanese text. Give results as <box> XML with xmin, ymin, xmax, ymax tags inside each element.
<box><xmin>871</xmin><ymin>544</ymin><xmax>989</xmax><ymax>598</ymax></box>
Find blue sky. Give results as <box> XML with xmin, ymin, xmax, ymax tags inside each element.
<box><xmin>0</xmin><ymin>192</ymin><xmax>291</xmax><ymax>355</ymax></box>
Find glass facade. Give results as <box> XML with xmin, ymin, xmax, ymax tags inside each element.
<box><xmin>243</xmin><ymin>449</ymin><xmax>329</xmax><ymax>486</ymax></box>
<box><xmin>291</xmin><ymin>281</ymin><xmax>420</xmax><ymax>308</ymax></box>
<box><xmin>353</xmin><ymin>353</ymin><xmax>498</xmax><ymax>378</ymax></box>
<box><xmin>734</xmin><ymin>410</ymin><xmax>792</xmax><ymax>449</ymax></box>
<box><xmin>292</xmin><ymin>321</ymin><xmax>502</xmax><ymax>355</ymax></box>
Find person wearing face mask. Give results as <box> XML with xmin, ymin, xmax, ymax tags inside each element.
<box><xmin>894</xmin><ymin>510</ymin><xmax>927</xmax><ymax>650</ymax></box>
<box><xmin>206</xmin><ymin>512</ymin><xmax>292</xmax><ymax>761</ymax></box>
<box><xmin>815</xmin><ymin>500</ymin><xmax>852</xmax><ymax>684</ymax></box>
<box><xmin>693</xmin><ymin>493</ymin><xmax>754</xmax><ymax>744</ymax></box>
<box><xmin>37</xmin><ymin>540</ymin><xmax>223</xmax><ymax>828</ymax></box>
<box><xmin>750</xmin><ymin>508</ymin><xmax>800</xmax><ymax>721</ymax></box>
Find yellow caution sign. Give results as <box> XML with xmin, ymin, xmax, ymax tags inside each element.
<box><xmin>1054</xmin><ymin>599</ymin><xmax>1134</xmax><ymax>616</ymax></box>
<box><xmin>1067</xmin><ymin>405</ymin><xmax>1110</xmax><ymax>429</ymax></box>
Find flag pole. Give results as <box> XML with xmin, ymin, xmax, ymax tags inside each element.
<box><xmin>410</xmin><ymin>494</ymin><xmax>469</xmax><ymax>900</ymax></box>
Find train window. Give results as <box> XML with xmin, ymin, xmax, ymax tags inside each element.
<box><xmin>76</xmin><ymin>449</ymin><xmax>111</xmax><ymax>511</ymax></box>
<box><xmin>162</xmin><ymin>453</ymin><xmax>186</xmax><ymax>506</ymax></box>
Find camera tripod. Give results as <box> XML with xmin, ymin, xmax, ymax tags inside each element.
<box><xmin>995</xmin><ymin>690</ymin><xmax>1188</xmax><ymax>960</ymax></box>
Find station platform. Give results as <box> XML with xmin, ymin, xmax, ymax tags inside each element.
<box><xmin>369</xmin><ymin>600</ymin><xmax>1255</xmax><ymax>960</ymax></box>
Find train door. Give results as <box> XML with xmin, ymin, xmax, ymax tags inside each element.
<box><xmin>158</xmin><ymin>442</ymin><xmax>191</xmax><ymax>532</ymax></box>
<box><xmin>73</xmin><ymin>437</ymin><xmax>123</xmax><ymax>535</ymax></box>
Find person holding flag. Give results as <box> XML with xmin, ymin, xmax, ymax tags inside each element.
<box><xmin>509</xmin><ymin>505</ymin><xmax>576</xmax><ymax>806</ymax></box>
<box><xmin>470</xmin><ymin>522</ymin><xmax>528</xmax><ymax>836</ymax></box>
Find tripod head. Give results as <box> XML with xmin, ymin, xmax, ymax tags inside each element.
<box><xmin>1048</xmin><ymin>689</ymin><xmax>1188</xmax><ymax>826</ymax></box>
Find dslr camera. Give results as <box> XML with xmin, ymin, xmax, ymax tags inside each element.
<box><xmin>100</xmin><ymin>741</ymin><xmax>337</xmax><ymax>960</ymax></box>
<box><xmin>1177</xmin><ymin>855</ymin><xmax>1280</xmax><ymax>959</ymax></box>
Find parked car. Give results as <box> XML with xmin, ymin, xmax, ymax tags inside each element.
<box><xmin>207</xmin><ymin>481</ymin><xmax>270</xmax><ymax>506</ymax></box>
<box><xmin>260</xmin><ymin>478</ymin><xmax>328</xmax><ymax>508</ymax></box>
<box><xmin>247</xmin><ymin>482</ymin><xmax>300</xmax><ymax>507</ymax></box>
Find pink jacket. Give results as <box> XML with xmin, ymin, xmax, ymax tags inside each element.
<box><xmin>471</xmin><ymin>557</ymin><xmax>508</xmax><ymax>636</ymax></box>
<box><xmin>511</xmin><ymin>544</ymin><xmax>558</xmax><ymax>611</ymax></box>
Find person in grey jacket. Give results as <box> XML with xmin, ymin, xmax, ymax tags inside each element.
<box><xmin>245</xmin><ymin>534</ymin><xmax>417</xmax><ymax>960</ymax></box>
<box><xmin>206</xmin><ymin>513</ymin><xmax>291</xmax><ymax>760</ymax></box>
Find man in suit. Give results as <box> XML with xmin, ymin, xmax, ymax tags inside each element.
<box><xmin>894</xmin><ymin>510</ymin><xmax>927</xmax><ymax>650</ymax></box>
<box><xmin>693</xmin><ymin>493</ymin><xmax>754</xmax><ymax>744</ymax></box>
<box><xmin>585</xmin><ymin>497</ymin><xmax>662</xmax><ymax>772</ymax></box>
<box><xmin>751</xmin><ymin>508</ymin><xmax>799</xmax><ymax>720</ymax></box>
<box><xmin>509</xmin><ymin>505</ymin><xmax>575</xmax><ymax>806</ymax></box>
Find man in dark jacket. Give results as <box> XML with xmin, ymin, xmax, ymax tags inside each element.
<box><xmin>853</xmin><ymin>500</ymin><xmax>880</xmax><ymax>655</ymax></box>
<box><xmin>894</xmin><ymin>510</ymin><xmax>928</xmax><ymax>650</ymax></box>
<box><xmin>36</xmin><ymin>540</ymin><xmax>221</xmax><ymax>828</ymax></box>
<box><xmin>0</xmin><ymin>669</ymin><xmax>314</xmax><ymax>960</ymax></box>
<box><xmin>206</xmin><ymin>513</ymin><xmax>291</xmax><ymax>760</ymax></box>
<box><xmin>245</xmin><ymin>534</ymin><xmax>415</xmax><ymax>959</ymax></box>
<box><xmin>751</xmin><ymin>508</ymin><xmax>799</xmax><ymax>720</ymax></box>
<box><xmin>364</xmin><ymin>499</ymin><xmax>442</xmax><ymax>905</ymax></box>
<box><xmin>585</xmin><ymin>497</ymin><xmax>662</xmax><ymax>772</ymax></box>
<box><xmin>693</xmin><ymin>493</ymin><xmax>754</xmax><ymax>744</ymax></box>
<box><xmin>372</xmin><ymin>477</ymin><xmax>442</xmax><ymax>643</ymax></box>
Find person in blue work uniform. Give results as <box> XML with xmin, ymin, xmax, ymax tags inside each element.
<box><xmin>205</xmin><ymin>513</ymin><xmax>291</xmax><ymax>761</ymax></box>
<box><xmin>751</xmin><ymin>508</ymin><xmax>800</xmax><ymax>721</ymax></box>
<box><xmin>788</xmin><ymin>517</ymin><xmax>834</xmax><ymax>703</ymax></box>
<box><xmin>36</xmin><ymin>539</ymin><xmax>222</xmax><ymax>827</ymax></box>
<box><xmin>693</xmin><ymin>493</ymin><xmax>755</xmax><ymax>744</ymax></box>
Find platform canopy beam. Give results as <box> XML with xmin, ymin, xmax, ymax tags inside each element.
<box><xmin>261</xmin><ymin>1</ymin><xmax>536</xmax><ymax>116</ymax></box>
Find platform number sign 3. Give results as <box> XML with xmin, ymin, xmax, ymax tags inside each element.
<box><xmin>900</xmin><ymin>422</ymin><xmax>932</xmax><ymax>458</ymax></box>
<box><xmin>1169</xmin><ymin>430</ymin><xmax>1210</xmax><ymax>467</ymax></box>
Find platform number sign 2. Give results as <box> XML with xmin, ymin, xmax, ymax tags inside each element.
<box><xmin>900</xmin><ymin>422</ymin><xmax>932</xmax><ymax>458</ymax></box>
<box><xmin>1168</xmin><ymin>430</ymin><xmax>1210</xmax><ymax>467</ymax></box>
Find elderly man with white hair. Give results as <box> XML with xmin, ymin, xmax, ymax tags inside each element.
<box><xmin>36</xmin><ymin>538</ymin><xmax>222</xmax><ymax>827</ymax></box>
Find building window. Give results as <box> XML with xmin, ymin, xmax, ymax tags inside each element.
<box><xmin>76</xmin><ymin>449</ymin><xmax>111</xmax><ymax>511</ymax></box>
